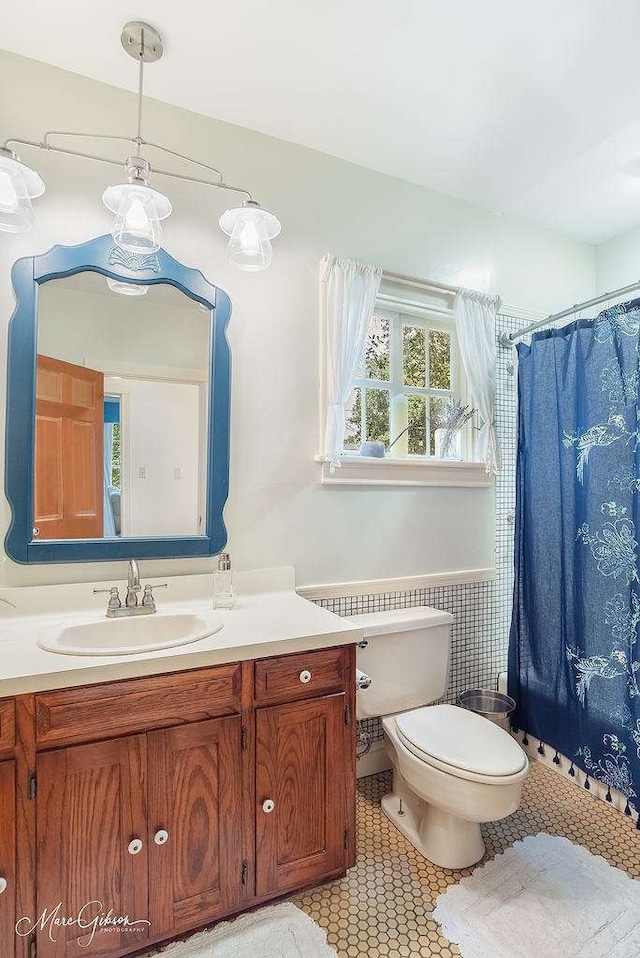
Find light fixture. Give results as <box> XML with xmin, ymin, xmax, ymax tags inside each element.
<box><xmin>103</xmin><ymin>158</ymin><xmax>171</xmax><ymax>254</ymax></box>
<box><xmin>106</xmin><ymin>277</ymin><xmax>149</xmax><ymax>296</ymax></box>
<box><xmin>0</xmin><ymin>148</ymin><xmax>45</xmax><ymax>233</ymax></box>
<box><xmin>219</xmin><ymin>200</ymin><xmax>282</xmax><ymax>271</ymax></box>
<box><xmin>1</xmin><ymin>21</ymin><xmax>281</xmax><ymax>269</ymax></box>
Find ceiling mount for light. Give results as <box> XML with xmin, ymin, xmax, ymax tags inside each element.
<box><xmin>120</xmin><ymin>20</ymin><xmax>164</xmax><ymax>63</ymax></box>
<box><xmin>1</xmin><ymin>21</ymin><xmax>282</xmax><ymax>270</ymax></box>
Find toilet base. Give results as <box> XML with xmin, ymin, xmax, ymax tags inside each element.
<box><xmin>381</xmin><ymin>789</ymin><xmax>486</xmax><ymax>870</ymax></box>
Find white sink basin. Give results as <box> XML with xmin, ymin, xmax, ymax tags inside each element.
<box><xmin>38</xmin><ymin>611</ymin><xmax>224</xmax><ymax>656</ymax></box>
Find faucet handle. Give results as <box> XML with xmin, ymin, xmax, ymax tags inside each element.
<box><xmin>141</xmin><ymin>583</ymin><xmax>168</xmax><ymax>606</ymax></box>
<box><xmin>93</xmin><ymin>586</ymin><xmax>122</xmax><ymax>610</ymax></box>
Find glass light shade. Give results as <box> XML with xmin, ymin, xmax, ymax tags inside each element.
<box><xmin>219</xmin><ymin>205</ymin><xmax>281</xmax><ymax>271</ymax></box>
<box><xmin>102</xmin><ymin>182</ymin><xmax>172</xmax><ymax>254</ymax></box>
<box><xmin>0</xmin><ymin>155</ymin><xmax>45</xmax><ymax>233</ymax></box>
<box><xmin>106</xmin><ymin>277</ymin><xmax>149</xmax><ymax>296</ymax></box>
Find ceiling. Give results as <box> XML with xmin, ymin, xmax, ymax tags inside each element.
<box><xmin>3</xmin><ymin>0</ymin><xmax>640</xmax><ymax>245</ymax></box>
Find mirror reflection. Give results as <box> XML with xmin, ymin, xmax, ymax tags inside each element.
<box><xmin>34</xmin><ymin>274</ymin><xmax>210</xmax><ymax>540</ymax></box>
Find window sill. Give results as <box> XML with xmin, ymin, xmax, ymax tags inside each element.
<box><xmin>315</xmin><ymin>455</ymin><xmax>492</xmax><ymax>487</ymax></box>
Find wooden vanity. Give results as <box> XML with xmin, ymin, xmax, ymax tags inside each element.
<box><xmin>0</xmin><ymin>644</ymin><xmax>356</xmax><ymax>958</ymax></box>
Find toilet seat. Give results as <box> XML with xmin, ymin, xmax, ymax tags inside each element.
<box><xmin>393</xmin><ymin>704</ymin><xmax>527</xmax><ymax>785</ymax></box>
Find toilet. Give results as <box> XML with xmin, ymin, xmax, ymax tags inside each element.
<box><xmin>351</xmin><ymin>606</ymin><xmax>528</xmax><ymax>869</ymax></box>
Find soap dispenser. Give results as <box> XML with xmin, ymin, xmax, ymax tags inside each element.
<box><xmin>213</xmin><ymin>552</ymin><xmax>235</xmax><ymax>609</ymax></box>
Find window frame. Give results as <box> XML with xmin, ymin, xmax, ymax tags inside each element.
<box><xmin>344</xmin><ymin>306</ymin><xmax>473</xmax><ymax>461</ymax></box>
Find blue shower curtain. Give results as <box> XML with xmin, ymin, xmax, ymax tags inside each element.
<box><xmin>509</xmin><ymin>300</ymin><xmax>640</xmax><ymax>820</ymax></box>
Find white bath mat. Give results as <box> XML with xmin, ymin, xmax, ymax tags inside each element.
<box><xmin>146</xmin><ymin>903</ymin><xmax>336</xmax><ymax>958</ymax></box>
<box><xmin>433</xmin><ymin>833</ymin><xmax>640</xmax><ymax>958</ymax></box>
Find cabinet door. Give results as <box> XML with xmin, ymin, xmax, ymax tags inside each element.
<box><xmin>0</xmin><ymin>761</ymin><xmax>16</xmax><ymax>958</ymax></box>
<box><xmin>148</xmin><ymin>716</ymin><xmax>244</xmax><ymax>936</ymax></box>
<box><xmin>37</xmin><ymin>736</ymin><xmax>148</xmax><ymax>958</ymax></box>
<box><xmin>256</xmin><ymin>693</ymin><xmax>347</xmax><ymax>898</ymax></box>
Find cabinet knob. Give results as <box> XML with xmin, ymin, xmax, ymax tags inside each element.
<box><xmin>154</xmin><ymin>829</ymin><xmax>169</xmax><ymax>846</ymax></box>
<box><xmin>299</xmin><ymin>670</ymin><xmax>312</xmax><ymax>684</ymax></box>
<box><xmin>262</xmin><ymin>799</ymin><xmax>275</xmax><ymax>814</ymax></box>
<box><xmin>0</xmin><ymin>877</ymin><xmax>7</xmax><ymax>895</ymax></box>
<box><xmin>127</xmin><ymin>838</ymin><xmax>143</xmax><ymax>855</ymax></box>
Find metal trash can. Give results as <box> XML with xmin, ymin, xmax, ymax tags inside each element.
<box><xmin>457</xmin><ymin>688</ymin><xmax>516</xmax><ymax>731</ymax></box>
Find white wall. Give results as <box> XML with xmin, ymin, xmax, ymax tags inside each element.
<box><xmin>0</xmin><ymin>50</ymin><xmax>596</xmax><ymax>588</ymax></box>
<box><xmin>106</xmin><ymin>377</ymin><xmax>201</xmax><ymax>538</ymax></box>
<box><xmin>595</xmin><ymin>223</ymin><xmax>640</xmax><ymax>294</ymax></box>
<box><xmin>37</xmin><ymin>282</ymin><xmax>210</xmax><ymax>375</ymax></box>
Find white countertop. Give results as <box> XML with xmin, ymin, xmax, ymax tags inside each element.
<box><xmin>0</xmin><ymin>567</ymin><xmax>362</xmax><ymax>697</ymax></box>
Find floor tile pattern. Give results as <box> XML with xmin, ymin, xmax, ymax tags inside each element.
<box><xmin>293</xmin><ymin>762</ymin><xmax>640</xmax><ymax>957</ymax></box>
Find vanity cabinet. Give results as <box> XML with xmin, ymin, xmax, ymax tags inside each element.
<box><xmin>34</xmin><ymin>663</ymin><xmax>242</xmax><ymax>748</ymax></box>
<box><xmin>37</xmin><ymin>735</ymin><xmax>150</xmax><ymax>958</ymax></box>
<box><xmin>0</xmin><ymin>761</ymin><xmax>16</xmax><ymax>958</ymax></box>
<box><xmin>0</xmin><ymin>701</ymin><xmax>16</xmax><ymax>752</ymax></box>
<box><xmin>147</xmin><ymin>716</ymin><xmax>245</xmax><ymax>935</ymax></box>
<box><xmin>255</xmin><ymin>693</ymin><xmax>349</xmax><ymax>897</ymax></box>
<box><xmin>10</xmin><ymin>644</ymin><xmax>355</xmax><ymax>958</ymax></box>
<box><xmin>36</xmin><ymin>719</ymin><xmax>246</xmax><ymax>958</ymax></box>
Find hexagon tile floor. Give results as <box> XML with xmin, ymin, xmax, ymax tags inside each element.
<box><xmin>292</xmin><ymin>762</ymin><xmax>640</xmax><ymax>958</ymax></box>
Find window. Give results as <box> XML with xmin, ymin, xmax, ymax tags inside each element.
<box><xmin>111</xmin><ymin>422</ymin><xmax>121</xmax><ymax>489</ymax></box>
<box><xmin>104</xmin><ymin>396</ymin><xmax>122</xmax><ymax>488</ymax></box>
<box><xmin>343</xmin><ymin>308</ymin><xmax>470</xmax><ymax>459</ymax></box>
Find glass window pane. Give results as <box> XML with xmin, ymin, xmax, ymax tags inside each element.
<box><xmin>365</xmin><ymin>388</ymin><xmax>390</xmax><ymax>446</ymax></box>
<box><xmin>429</xmin><ymin>330</ymin><xmax>451</xmax><ymax>389</ymax></box>
<box><xmin>407</xmin><ymin>395</ymin><xmax>426</xmax><ymax>455</ymax></box>
<box><xmin>361</xmin><ymin>316</ymin><xmax>390</xmax><ymax>381</ymax></box>
<box><xmin>112</xmin><ymin>422</ymin><xmax>121</xmax><ymax>488</ymax></box>
<box><xmin>403</xmin><ymin>325</ymin><xmax>426</xmax><ymax>387</ymax></box>
<box><xmin>344</xmin><ymin>387</ymin><xmax>362</xmax><ymax>450</ymax></box>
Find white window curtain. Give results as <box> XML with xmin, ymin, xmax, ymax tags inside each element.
<box><xmin>321</xmin><ymin>255</ymin><xmax>382</xmax><ymax>469</ymax></box>
<box><xmin>453</xmin><ymin>288</ymin><xmax>502</xmax><ymax>475</ymax></box>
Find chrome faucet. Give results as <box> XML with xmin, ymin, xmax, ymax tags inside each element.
<box><xmin>126</xmin><ymin>558</ymin><xmax>141</xmax><ymax>607</ymax></box>
<box><xmin>93</xmin><ymin>559</ymin><xmax>167</xmax><ymax>618</ymax></box>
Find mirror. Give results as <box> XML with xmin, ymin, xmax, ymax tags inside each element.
<box><xmin>35</xmin><ymin>275</ymin><xmax>210</xmax><ymax>540</ymax></box>
<box><xmin>5</xmin><ymin>235</ymin><xmax>231</xmax><ymax>563</ymax></box>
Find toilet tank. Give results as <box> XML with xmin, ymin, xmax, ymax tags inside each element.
<box><xmin>349</xmin><ymin>606</ymin><xmax>453</xmax><ymax>720</ymax></box>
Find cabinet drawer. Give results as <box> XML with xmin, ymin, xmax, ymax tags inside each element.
<box><xmin>255</xmin><ymin>646</ymin><xmax>349</xmax><ymax>705</ymax></box>
<box><xmin>0</xmin><ymin>700</ymin><xmax>15</xmax><ymax>754</ymax></box>
<box><xmin>36</xmin><ymin>663</ymin><xmax>243</xmax><ymax>748</ymax></box>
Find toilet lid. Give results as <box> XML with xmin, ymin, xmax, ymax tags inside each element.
<box><xmin>395</xmin><ymin>704</ymin><xmax>527</xmax><ymax>777</ymax></box>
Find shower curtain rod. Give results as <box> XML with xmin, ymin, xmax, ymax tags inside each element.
<box><xmin>499</xmin><ymin>279</ymin><xmax>640</xmax><ymax>347</ymax></box>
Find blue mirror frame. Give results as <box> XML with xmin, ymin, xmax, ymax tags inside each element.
<box><xmin>5</xmin><ymin>234</ymin><xmax>231</xmax><ymax>564</ymax></box>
